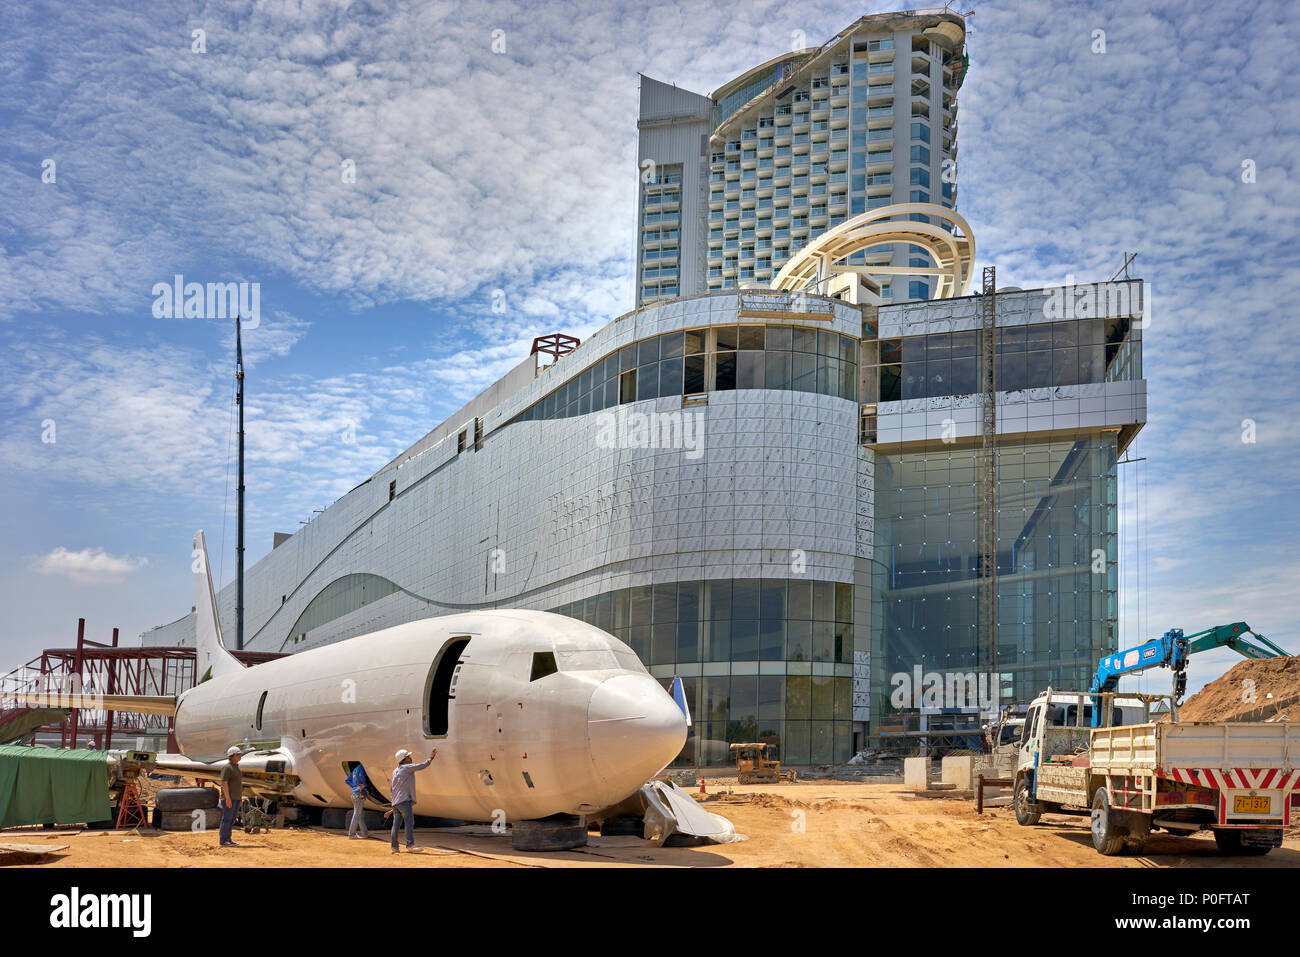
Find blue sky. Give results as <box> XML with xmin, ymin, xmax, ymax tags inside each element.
<box><xmin>1</xmin><ymin>0</ymin><xmax>1297</xmax><ymax>698</ymax></box>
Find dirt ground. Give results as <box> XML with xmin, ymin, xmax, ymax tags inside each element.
<box><xmin>1180</xmin><ymin>656</ymin><xmax>1300</xmax><ymax>722</ymax></box>
<box><xmin>6</xmin><ymin>778</ymin><xmax>1299</xmax><ymax>868</ymax></box>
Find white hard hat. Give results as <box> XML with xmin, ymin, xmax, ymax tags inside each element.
<box><xmin>394</xmin><ymin>749</ymin><xmax>411</xmax><ymax>763</ymax></box>
<box><xmin>226</xmin><ymin>746</ymin><xmax>242</xmax><ymax>756</ymax></box>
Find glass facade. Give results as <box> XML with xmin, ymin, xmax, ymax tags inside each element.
<box><xmin>550</xmin><ymin>577</ymin><xmax>855</xmax><ymax>765</ymax></box>
<box><xmin>512</xmin><ymin>323</ymin><xmax>858</xmax><ymax>423</ymax></box>
<box><xmin>870</xmin><ymin>436</ymin><xmax>1119</xmax><ymax>737</ymax></box>
<box><xmin>285</xmin><ymin>573</ymin><xmax>401</xmax><ymax>647</ymax></box>
<box><xmin>875</xmin><ymin>316</ymin><xmax>1141</xmax><ymax>402</ymax></box>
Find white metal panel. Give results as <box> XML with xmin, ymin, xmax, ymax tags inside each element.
<box><xmin>1158</xmin><ymin>722</ymin><xmax>1297</xmax><ymax>769</ymax></box>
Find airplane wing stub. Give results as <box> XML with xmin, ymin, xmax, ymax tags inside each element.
<box><xmin>7</xmin><ymin>692</ymin><xmax>177</xmax><ymax>717</ymax></box>
<box><xmin>153</xmin><ymin>749</ymin><xmax>299</xmax><ymax>795</ymax></box>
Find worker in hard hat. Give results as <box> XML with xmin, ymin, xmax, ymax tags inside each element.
<box><xmin>387</xmin><ymin>748</ymin><xmax>436</xmax><ymax>854</ymax></box>
<box><xmin>219</xmin><ymin>746</ymin><xmax>244</xmax><ymax>847</ymax></box>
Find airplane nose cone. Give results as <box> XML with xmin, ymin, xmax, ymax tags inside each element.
<box><xmin>587</xmin><ymin>674</ymin><xmax>687</xmax><ymax>792</ymax></box>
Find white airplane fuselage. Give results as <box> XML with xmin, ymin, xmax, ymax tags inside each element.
<box><xmin>173</xmin><ymin>609</ymin><xmax>686</xmax><ymax>823</ymax></box>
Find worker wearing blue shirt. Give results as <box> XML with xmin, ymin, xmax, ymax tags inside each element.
<box><xmin>345</xmin><ymin>764</ymin><xmax>370</xmax><ymax>839</ymax></box>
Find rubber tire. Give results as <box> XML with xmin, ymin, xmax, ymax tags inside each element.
<box><xmin>1013</xmin><ymin>777</ymin><xmax>1041</xmax><ymax>826</ymax></box>
<box><xmin>512</xmin><ymin>814</ymin><xmax>588</xmax><ymax>851</ymax></box>
<box><xmin>155</xmin><ymin>787</ymin><xmax>219</xmax><ymax>812</ymax></box>
<box><xmin>1090</xmin><ymin>789</ymin><xmax>1125</xmax><ymax>856</ymax></box>
<box><xmin>159</xmin><ymin>808</ymin><xmax>221</xmax><ymax>832</ymax></box>
<box><xmin>319</xmin><ymin>807</ymin><xmax>385</xmax><ymax>832</ymax></box>
<box><xmin>414</xmin><ymin>816</ymin><xmax>465</xmax><ymax>829</ymax></box>
<box><xmin>320</xmin><ymin>807</ymin><xmax>349</xmax><ymax>830</ymax></box>
<box><xmin>85</xmin><ymin>807</ymin><xmax>120</xmax><ymax>830</ymax></box>
<box><xmin>600</xmin><ymin>815</ymin><xmax>645</xmax><ymax>837</ymax></box>
<box><xmin>1213</xmin><ymin>829</ymin><xmax>1273</xmax><ymax>856</ymax></box>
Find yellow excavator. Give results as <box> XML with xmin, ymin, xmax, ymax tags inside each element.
<box><xmin>730</xmin><ymin>743</ymin><xmax>797</xmax><ymax>784</ymax></box>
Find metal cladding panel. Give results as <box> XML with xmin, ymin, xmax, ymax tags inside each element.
<box><xmin>638</xmin><ymin>75</ymin><xmax>712</xmax><ymax>121</ymax></box>
<box><xmin>167</xmin><ymin>293</ymin><xmax>866</xmax><ymax>657</ymax></box>
<box><xmin>1158</xmin><ymin>722</ymin><xmax>1297</xmax><ymax>770</ymax></box>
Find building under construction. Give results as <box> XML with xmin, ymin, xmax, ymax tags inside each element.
<box><xmin>0</xmin><ymin>619</ymin><xmax>279</xmax><ymax>750</ymax></box>
<box><xmin>136</xmin><ymin>274</ymin><xmax>1145</xmax><ymax>764</ymax></box>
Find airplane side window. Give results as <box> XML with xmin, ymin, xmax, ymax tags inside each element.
<box><xmin>530</xmin><ymin>651</ymin><xmax>558</xmax><ymax>681</ymax></box>
<box><xmin>426</xmin><ymin>637</ymin><xmax>471</xmax><ymax>736</ymax></box>
<box><xmin>255</xmin><ymin>690</ymin><xmax>268</xmax><ymax>732</ymax></box>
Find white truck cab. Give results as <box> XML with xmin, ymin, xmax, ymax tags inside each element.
<box><xmin>1013</xmin><ymin>688</ymin><xmax>1297</xmax><ymax>856</ymax></box>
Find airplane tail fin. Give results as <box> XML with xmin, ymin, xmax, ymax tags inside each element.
<box><xmin>193</xmin><ymin>530</ymin><xmax>244</xmax><ymax>682</ymax></box>
<box><xmin>669</xmin><ymin>676</ymin><xmax>692</xmax><ymax>727</ymax></box>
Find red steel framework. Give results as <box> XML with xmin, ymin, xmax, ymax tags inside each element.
<box><xmin>0</xmin><ymin>618</ymin><xmax>282</xmax><ymax>751</ymax></box>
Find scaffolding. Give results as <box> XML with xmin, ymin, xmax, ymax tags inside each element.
<box><xmin>0</xmin><ymin>618</ymin><xmax>282</xmax><ymax>750</ymax></box>
<box><xmin>977</xmin><ymin>266</ymin><xmax>998</xmax><ymax>681</ymax></box>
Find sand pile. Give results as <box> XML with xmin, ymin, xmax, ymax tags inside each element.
<box><xmin>1179</xmin><ymin>657</ymin><xmax>1300</xmax><ymax>722</ymax></box>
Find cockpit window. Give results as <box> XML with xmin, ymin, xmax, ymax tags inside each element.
<box><xmin>530</xmin><ymin>651</ymin><xmax>558</xmax><ymax>681</ymax></box>
<box><xmin>612</xmin><ymin>650</ymin><xmax>648</xmax><ymax>674</ymax></box>
<box><xmin>555</xmin><ymin>648</ymin><xmax>620</xmax><ymax>671</ymax></box>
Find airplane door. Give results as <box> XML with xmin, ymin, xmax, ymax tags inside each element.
<box><xmin>424</xmin><ymin>637</ymin><xmax>471</xmax><ymax>737</ymax></box>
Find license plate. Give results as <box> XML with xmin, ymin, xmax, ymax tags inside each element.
<box><xmin>1233</xmin><ymin>795</ymin><xmax>1271</xmax><ymax>815</ymax></box>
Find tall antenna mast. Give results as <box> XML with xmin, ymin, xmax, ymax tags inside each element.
<box><xmin>235</xmin><ymin>314</ymin><xmax>245</xmax><ymax>652</ymax></box>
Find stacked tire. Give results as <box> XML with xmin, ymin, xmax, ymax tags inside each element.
<box><xmin>154</xmin><ymin>787</ymin><xmax>221</xmax><ymax>832</ymax></box>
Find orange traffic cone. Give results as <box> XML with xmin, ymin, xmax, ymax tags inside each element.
<box><xmin>699</xmin><ymin>777</ymin><xmax>706</xmax><ymax>795</ymax></box>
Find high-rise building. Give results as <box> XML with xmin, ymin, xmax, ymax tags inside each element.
<box><xmin>636</xmin><ymin>9</ymin><xmax>966</xmax><ymax>308</ymax></box>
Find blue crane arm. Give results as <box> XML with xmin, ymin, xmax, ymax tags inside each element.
<box><xmin>1088</xmin><ymin>622</ymin><xmax>1291</xmax><ymax>728</ymax></box>
<box><xmin>1090</xmin><ymin>629</ymin><xmax>1187</xmax><ymax>697</ymax></box>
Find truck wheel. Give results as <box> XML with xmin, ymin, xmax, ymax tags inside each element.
<box><xmin>1013</xmin><ymin>777</ymin><xmax>1040</xmax><ymax>826</ymax></box>
<box><xmin>1090</xmin><ymin>789</ymin><xmax>1125</xmax><ymax>856</ymax></box>
<box><xmin>1213</xmin><ymin>829</ymin><xmax>1272</xmax><ymax>856</ymax></box>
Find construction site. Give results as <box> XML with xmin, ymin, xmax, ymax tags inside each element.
<box><xmin>2</xmin><ymin>625</ymin><xmax>1297</xmax><ymax>869</ymax></box>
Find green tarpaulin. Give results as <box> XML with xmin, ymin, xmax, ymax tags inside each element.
<box><xmin>0</xmin><ymin>745</ymin><xmax>111</xmax><ymax>828</ymax></box>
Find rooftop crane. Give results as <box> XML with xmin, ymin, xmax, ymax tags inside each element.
<box><xmin>1088</xmin><ymin>621</ymin><xmax>1290</xmax><ymax>726</ymax></box>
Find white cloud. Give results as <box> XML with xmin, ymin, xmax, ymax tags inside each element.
<box><xmin>0</xmin><ymin>321</ymin><xmax>547</xmax><ymax>540</ymax></box>
<box><xmin>32</xmin><ymin>546</ymin><xmax>148</xmax><ymax>584</ymax></box>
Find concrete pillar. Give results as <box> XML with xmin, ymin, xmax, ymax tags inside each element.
<box><xmin>903</xmin><ymin>756</ymin><xmax>930</xmax><ymax>789</ymax></box>
<box><xmin>941</xmin><ymin>755</ymin><xmax>975</xmax><ymax>789</ymax></box>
